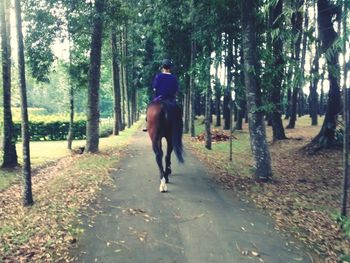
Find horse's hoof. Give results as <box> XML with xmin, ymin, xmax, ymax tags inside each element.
<box><xmin>159</xmin><ymin>178</ymin><xmax>168</xmax><ymax>192</ymax></box>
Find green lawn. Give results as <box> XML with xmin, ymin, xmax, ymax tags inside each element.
<box><xmin>0</xmin><ymin>121</ymin><xmax>141</xmax><ymax>191</ymax></box>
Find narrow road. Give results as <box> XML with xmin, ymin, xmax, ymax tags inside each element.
<box><xmin>72</xmin><ymin>131</ymin><xmax>311</xmax><ymax>263</ymax></box>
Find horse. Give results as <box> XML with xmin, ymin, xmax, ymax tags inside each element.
<box><xmin>146</xmin><ymin>100</ymin><xmax>184</xmax><ymax>192</ymax></box>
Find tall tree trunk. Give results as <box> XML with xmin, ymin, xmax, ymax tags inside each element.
<box><xmin>214</xmin><ymin>61</ymin><xmax>221</xmax><ymax>127</ymax></box>
<box><xmin>15</xmin><ymin>0</ymin><xmax>33</xmax><ymax>206</ymax></box>
<box><xmin>319</xmin><ymin>65</ymin><xmax>326</xmax><ymax>116</ymax></box>
<box><xmin>124</xmin><ymin>22</ymin><xmax>131</xmax><ymax>129</ymax></box>
<box><xmin>190</xmin><ymin>40</ymin><xmax>196</xmax><ymax>137</ymax></box>
<box><xmin>184</xmin><ymin>74</ymin><xmax>190</xmax><ymax>133</ymax></box>
<box><xmin>270</xmin><ymin>0</ymin><xmax>287</xmax><ymax>140</ymax></box>
<box><xmin>67</xmin><ymin>24</ymin><xmax>74</xmax><ymax>150</ymax></box>
<box><xmin>235</xmin><ymin>46</ymin><xmax>248</xmax><ymax>131</ymax></box>
<box><xmin>310</xmin><ymin>47</ymin><xmax>319</xmax><ymax>125</ymax></box>
<box><xmin>1</xmin><ymin>0</ymin><xmax>18</xmax><ymax>168</ymax></box>
<box><xmin>222</xmin><ymin>33</ymin><xmax>233</xmax><ymax>130</ymax></box>
<box><xmin>287</xmin><ymin>0</ymin><xmax>304</xmax><ymax>129</ymax></box>
<box><xmin>242</xmin><ymin>0</ymin><xmax>272</xmax><ymax>181</ymax></box>
<box><xmin>205</xmin><ymin>56</ymin><xmax>212</xmax><ymax>150</ymax></box>
<box><xmin>309</xmin><ymin>0</ymin><xmax>341</xmax><ymax>149</ymax></box>
<box><xmin>86</xmin><ymin>0</ymin><xmax>105</xmax><ymax>153</ymax></box>
<box><xmin>235</xmin><ymin>45</ymin><xmax>246</xmax><ymax>130</ymax></box>
<box><xmin>223</xmin><ymin>34</ymin><xmax>233</xmax><ymax>130</ymax></box>
<box><xmin>341</xmin><ymin>0</ymin><xmax>349</xmax><ymax>216</ymax></box>
<box><xmin>119</xmin><ymin>30</ymin><xmax>126</xmax><ymax>131</ymax></box>
<box><xmin>111</xmin><ymin>29</ymin><xmax>121</xmax><ymax>135</ymax></box>
<box><xmin>67</xmin><ymin>82</ymin><xmax>74</xmax><ymax>148</ymax></box>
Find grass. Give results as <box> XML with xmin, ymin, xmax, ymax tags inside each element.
<box><xmin>0</xmin><ymin>121</ymin><xmax>141</xmax><ymax>191</ymax></box>
<box><xmin>0</xmin><ymin>120</ymin><xmax>141</xmax><ymax>262</ymax></box>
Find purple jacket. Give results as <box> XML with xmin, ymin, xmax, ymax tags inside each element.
<box><xmin>152</xmin><ymin>73</ymin><xmax>179</xmax><ymax>101</ymax></box>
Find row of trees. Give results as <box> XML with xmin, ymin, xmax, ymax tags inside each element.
<box><xmin>0</xmin><ymin>0</ymin><xmax>349</xmax><ymax>205</ymax></box>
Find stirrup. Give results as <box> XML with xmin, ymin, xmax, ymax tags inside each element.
<box><xmin>142</xmin><ymin>128</ymin><xmax>147</xmax><ymax>132</ymax></box>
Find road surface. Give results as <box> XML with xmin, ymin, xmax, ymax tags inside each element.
<box><xmin>71</xmin><ymin>131</ymin><xmax>311</xmax><ymax>263</ymax></box>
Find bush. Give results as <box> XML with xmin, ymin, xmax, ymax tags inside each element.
<box><xmin>99</xmin><ymin>125</ymin><xmax>113</xmax><ymax>138</ymax></box>
<box><xmin>13</xmin><ymin>120</ymin><xmax>87</xmax><ymax>141</ymax></box>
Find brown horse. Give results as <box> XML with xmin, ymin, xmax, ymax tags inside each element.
<box><xmin>146</xmin><ymin>100</ymin><xmax>184</xmax><ymax>192</ymax></box>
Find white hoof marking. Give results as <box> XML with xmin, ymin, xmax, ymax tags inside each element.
<box><xmin>159</xmin><ymin>178</ymin><xmax>167</xmax><ymax>192</ymax></box>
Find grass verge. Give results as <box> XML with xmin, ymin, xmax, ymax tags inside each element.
<box><xmin>0</xmin><ymin>122</ymin><xmax>141</xmax><ymax>262</ymax></box>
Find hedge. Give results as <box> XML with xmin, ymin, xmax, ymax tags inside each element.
<box><xmin>13</xmin><ymin>120</ymin><xmax>86</xmax><ymax>141</ymax></box>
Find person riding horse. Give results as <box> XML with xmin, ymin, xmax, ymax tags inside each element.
<box><xmin>144</xmin><ymin>59</ymin><xmax>184</xmax><ymax>192</ymax></box>
<box><xmin>143</xmin><ymin>59</ymin><xmax>179</xmax><ymax>132</ymax></box>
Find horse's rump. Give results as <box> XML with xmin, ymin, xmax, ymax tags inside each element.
<box><xmin>147</xmin><ymin>100</ymin><xmax>184</xmax><ymax>163</ymax></box>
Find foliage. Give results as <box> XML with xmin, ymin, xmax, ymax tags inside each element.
<box><xmin>13</xmin><ymin>119</ymin><xmax>86</xmax><ymax>141</ymax></box>
<box><xmin>23</xmin><ymin>0</ymin><xmax>62</xmax><ymax>82</ymax></box>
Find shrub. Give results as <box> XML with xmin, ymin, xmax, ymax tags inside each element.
<box><xmin>13</xmin><ymin>120</ymin><xmax>87</xmax><ymax>141</ymax></box>
<box><xmin>99</xmin><ymin>125</ymin><xmax>113</xmax><ymax>138</ymax></box>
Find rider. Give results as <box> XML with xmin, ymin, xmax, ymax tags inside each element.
<box><xmin>152</xmin><ymin>59</ymin><xmax>179</xmax><ymax>102</ymax></box>
<box><xmin>142</xmin><ymin>59</ymin><xmax>179</xmax><ymax>132</ymax></box>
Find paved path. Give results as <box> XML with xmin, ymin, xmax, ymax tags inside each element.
<box><xmin>72</xmin><ymin>131</ymin><xmax>311</xmax><ymax>263</ymax></box>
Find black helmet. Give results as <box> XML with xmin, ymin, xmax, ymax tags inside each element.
<box><xmin>161</xmin><ymin>59</ymin><xmax>172</xmax><ymax>69</ymax></box>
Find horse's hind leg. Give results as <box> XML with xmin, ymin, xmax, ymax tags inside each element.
<box><xmin>164</xmin><ymin>138</ymin><xmax>173</xmax><ymax>183</ymax></box>
<box><xmin>152</xmin><ymin>141</ymin><xmax>167</xmax><ymax>192</ymax></box>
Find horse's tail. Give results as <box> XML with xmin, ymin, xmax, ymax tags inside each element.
<box><xmin>171</xmin><ymin>107</ymin><xmax>184</xmax><ymax>164</ymax></box>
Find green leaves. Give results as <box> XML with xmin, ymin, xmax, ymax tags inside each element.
<box><xmin>23</xmin><ymin>0</ymin><xmax>61</xmax><ymax>82</ymax></box>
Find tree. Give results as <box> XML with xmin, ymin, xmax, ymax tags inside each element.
<box><xmin>15</xmin><ymin>0</ymin><xmax>33</xmax><ymax>206</ymax></box>
<box><xmin>204</xmin><ymin>55</ymin><xmax>212</xmax><ymax>150</ymax></box>
<box><xmin>309</xmin><ymin>38</ymin><xmax>320</xmax><ymax>125</ymax></box>
<box><xmin>309</xmin><ymin>0</ymin><xmax>341</xmax><ymax>149</ymax></box>
<box><xmin>242</xmin><ymin>0</ymin><xmax>272</xmax><ymax>180</ymax></box>
<box><xmin>190</xmin><ymin>40</ymin><xmax>196</xmax><ymax>137</ymax></box>
<box><xmin>1</xmin><ymin>0</ymin><xmax>18</xmax><ymax>168</ymax></box>
<box><xmin>270</xmin><ymin>0</ymin><xmax>287</xmax><ymax>140</ymax></box>
<box><xmin>286</xmin><ymin>0</ymin><xmax>304</xmax><ymax>129</ymax></box>
<box><xmin>111</xmin><ymin>28</ymin><xmax>121</xmax><ymax>135</ymax></box>
<box><xmin>341</xmin><ymin>0</ymin><xmax>349</xmax><ymax>217</ymax></box>
<box><xmin>86</xmin><ymin>0</ymin><xmax>105</xmax><ymax>153</ymax></box>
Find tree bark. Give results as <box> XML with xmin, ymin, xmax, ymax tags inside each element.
<box><xmin>309</xmin><ymin>45</ymin><xmax>319</xmax><ymax>126</ymax></box>
<box><xmin>1</xmin><ymin>0</ymin><xmax>18</xmax><ymax>168</ymax></box>
<box><xmin>67</xmin><ymin>82</ymin><xmax>75</xmax><ymax>148</ymax></box>
<box><xmin>223</xmin><ymin>34</ymin><xmax>233</xmax><ymax>130</ymax></box>
<box><xmin>287</xmin><ymin>0</ymin><xmax>304</xmax><ymax>129</ymax></box>
<box><xmin>67</xmin><ymin>21</ymin><xmax>74</xmax><ymax>150</ymax></box>
<box><xmin>184</xmin><ymin>74</ymin><xmax>190</xmax><ymax>133</ymax></box>
<box><xmin>341</xmin><ymin>1</ymin><xmax>349</xmax><ymax>217</ymax></box>
<box><xmin>242</xmin><ymin>0</ymin><xmax>272</xmax><ymax>180</ymax></box>
<box><xmin>15</xmin><ymin>0</ymin><xmax>33</xmax><ymax>206</ymax></box>
<box><xmin>190</xmin><ymin>40</ymin><xmax>196</xmax><ymax>137</ymax></box>
<box><xmin>124</xmin><ymin>22</ymin><xmax>131</xmax><ymax>129</ymax></box>
<box><xmin>111</xmin><ymin>29</ymin><xmax>121</xmax><ymax>135</ymax></box>
<box><xmin>270</xmin><ymin>0</ymin><xmax>287</xmax><ymax>140</ymax></box>
<box><xmin>119</xmin><ymin>30</ymin><xmax>126</xmax><ymax>131</ymax></box>
<box><xmin>309</xmin><ymin>0</ymin><xmax>341</xmax><ymax>149</ymax></box>
<box><xmin>214</xmin><ymin>61</ymin><xmax>221</xmax><ymax>127</ymax></box>
<box><xmin>235</xmin><ymin>46</ymin><xmax>246</xmax><ymax>131</ymax></box>
<box><xmin>86</xmin><ymin>0</ymin><xmax>105</xmax><ymax>153</ymax></box>
<box><xmin>205</xmin><ymin>55</ymin><xmax>212</xmax><ymax>150</ymax></box>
